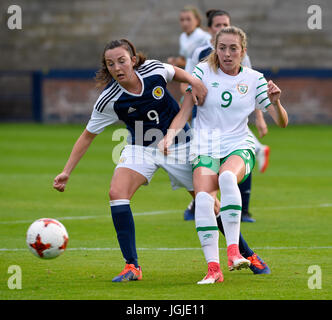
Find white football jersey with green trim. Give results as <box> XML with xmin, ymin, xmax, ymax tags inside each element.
<box><xmin>190</xmin><ymin>62</ymin><xmax>271</xmax><ymax>160</ymax></box>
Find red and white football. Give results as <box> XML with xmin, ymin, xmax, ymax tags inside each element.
<box><xmin>26</xmin><ymin>218</ymin><xmax>69</xmax><ymax>259</ymax></box>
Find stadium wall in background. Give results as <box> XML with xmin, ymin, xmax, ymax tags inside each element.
<box><xmin>1</xmin><ymin>0</ymin><xmax>331</xmax><ymax>123</ymax></box>
<box><xmin>1</xmin><ymin>69</ymin><xmax>331</xmax><ymax>124</ymax></box>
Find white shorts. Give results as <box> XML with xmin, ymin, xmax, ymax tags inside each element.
<box><xmin>115</xmin><ymin>143</ymin><xmax>193</xmax><ymax>191</ymax></box>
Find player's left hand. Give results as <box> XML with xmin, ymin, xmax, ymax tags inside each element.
<box><xmin>267</xmin><ymin>80</ymin><xmax>281</xmax><ymax>104</ymax></box>
<box><xmin>191</xmin><ymin>78</ymin><xmax>207</xmax><ymax>105</ymax></box>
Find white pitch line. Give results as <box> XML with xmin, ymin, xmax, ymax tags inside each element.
<box><xmin>0</xmin><ymin>210</ymin><xmax>179</xmax><ymax>225</ymax></box>
<box><xmin>0</xmin><ymin>203</ymin><xmax>331</xmax><ymax>225</ymax></box>
<box><xmin>258</xmin><ymin>203</ymin><xmax>332</xmax><ymax>210</ymax></box>
<box><xmin>0</xmin><ymin>216</ymin><xmax>103</xmax><ymax>225</ymax></box>
<box><xmin>134</xmin><ymin>210</ymin><xmax>178</xmax><ymax>216</ymax></box>
<box><xmin>1</xmin><ymin>246</ymin><xmax>332</xmax><ymax>252</ymax></box>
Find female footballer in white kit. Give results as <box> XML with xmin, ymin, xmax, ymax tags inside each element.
<box><xmin>184</xmin><ymin>9</ymin><xmax>271</xmax><ymax>223</ymax></box>
<box><xmin>159</xmin><ymin>26</ymin><xmax>288</xmax><ymax>284</ymax></box>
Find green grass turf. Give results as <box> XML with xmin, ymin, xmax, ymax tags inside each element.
<box><xmin>0</xmin><ymin>123</ymin><xmax>331</xmax><ymax>300</ymax></box>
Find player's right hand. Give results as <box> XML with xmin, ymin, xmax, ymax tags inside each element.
<box><xmin>53</xmin><ymin>173</ymin><xmax>69</xmax><ymax>192</ymax></box>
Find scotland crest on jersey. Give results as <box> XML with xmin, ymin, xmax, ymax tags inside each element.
<box><xmin>152</xmin><ymin>86</ymin><xmax>164</xmax><ymax>100</ymax></box>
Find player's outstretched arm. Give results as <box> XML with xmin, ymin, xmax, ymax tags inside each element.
<box><xmin>266</xmin><ymin>80</ymin><xmax>288</xmax><ymax>128</ymax></box>
<box><xmin>158</xmin><ymin>92</ymin><xmax>194</xmax><ymax>155</ymax></box>
<box><xmin>53</xmin><ymin>129</ymin><xmax>97</xmax><ymax>192</ymax></box>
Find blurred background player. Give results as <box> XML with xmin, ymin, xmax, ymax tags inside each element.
<box><xmin>167</xmin><ymin>6</ymin><xmax>211</xmax><ymax>97</ymax></box>
<box><xmin>183</xmin><ymin>9</ymin><xmax>270</xmax><ymax>223</ymax></box>
<box><xmin>167</xmin><ymin>6</ymin><xmax>211</xmax><ymax>69</ymax></box>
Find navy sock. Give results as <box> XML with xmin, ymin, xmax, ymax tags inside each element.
<box><xmin>238</xmin><ymin>233</ymin><xmax>254</xmax><ymax>258</ymax></box>
<box><xmin>239</xmin><ymin>172</ymin><xmax>252</xmax><ymax>213</ymax></box>
<box><xmin>110</xmin><ymin>201</ymin><xmax>138</xmax><ymax>268</ymax></box>
<box><xmin>216</xmin><ymin>215</ymin><xmax>254</xmax><ymax>258</ymax></box>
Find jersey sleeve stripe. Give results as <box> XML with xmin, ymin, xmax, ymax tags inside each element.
<box><xmin>255</xmin><ymin>90</ymin><xmax>267</xmax><ymax>99</ymax></box>
<box><xmin>139</xmin><ymin>66</ymin><xmax>165</xmax><ymax>76</ymax></box>
<box><xmin>98</xmin><ymin>87</ymin><xmax>121</xmax><ymax>113</ymax></box>
<box><xmin>96</xmin><ymin>86</ymin><xmax>121</xmax><ymax>113</ymax></box>
<box><xmin>95</xmin><ymin>84</ymin><xmax>119</xmax><ymax>112</ymax></box>
<box><xmin>264</xmin><ymin>102</ymin><xmax>272</xmax><ymax>109</ymax></box>
<box><xmin>256</xmin><ymin>83</ymin><xmax>267</xmax><ymax>89</ymax></box>
<box><xmin>195</xmin><ymin>66</ymin><xmax>204</xmax><ymax>75</ymax></box>
<box><xmin>95</xmin><ymin>83</ymin><xmax>120</xmax><ymax>112</ymax></box>
<box><xmin>193</xmin><ymin>71</ymin><xmax>202</xmax><ymax>80</ymax></box>
<box><xmin>258</xmin><ymin>76</ymin><xmax>264</xmax><ymax>80</ymax></box>
<box><xmin>259</xmin><ymin>96</ymin><xmax>270</xmax><ymax>105</ymax></box>
<box><xmin>138</xmin><ymin>60</ymin><xmax>163</xmax><ymax>69</ymax></box>
<box><xmin>138</xmin><ymin>61</ymin><xmax>163</xmax><ymax>73</ymax></box>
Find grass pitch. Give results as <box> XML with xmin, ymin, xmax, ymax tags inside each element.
<box><xmin>0</xmin><ymin>123</ymin><xmax>331</xmax><ymax>300</ymax></box>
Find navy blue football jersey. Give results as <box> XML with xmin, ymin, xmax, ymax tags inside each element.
<box><xmin>87</xmin><ymin>60</ymin><xmax>190</xmax><ymax>147</ymax></box>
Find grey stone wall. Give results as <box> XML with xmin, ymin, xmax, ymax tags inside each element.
<box><xmin>1</xmin><ymin>0</ymin><xmax>331</xmax><ymax>70</ymax></box>
<box><xmin>1</xmin><ymin>0</ymin><xmax>331</xmax><ymax>124</ymax></box>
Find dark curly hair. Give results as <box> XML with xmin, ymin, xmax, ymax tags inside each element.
<box><xmin>95</xmin><ymin>39</ymin><xmax>146</xmax><ymax>88</ymax></box>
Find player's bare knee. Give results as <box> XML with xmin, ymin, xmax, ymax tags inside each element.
<box><xmin>109</xmin><ymin>185</ymin><xmax>127</xmax><ymax>200</ymax></box>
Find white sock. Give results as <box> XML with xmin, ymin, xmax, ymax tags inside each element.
<box><xmin>218</xmin><ymin>171</ymin><xmax>242</xmax><ymax>246</ymax></box>
<box><xmin>110</xmin><ymin>199</ymin><xmax>130</xmax><ymax>207</ymax></box>
<box><xmin>195</xmin><ymin>192</ymin><xmax>219</xmax><ymax>263</ymax></box>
